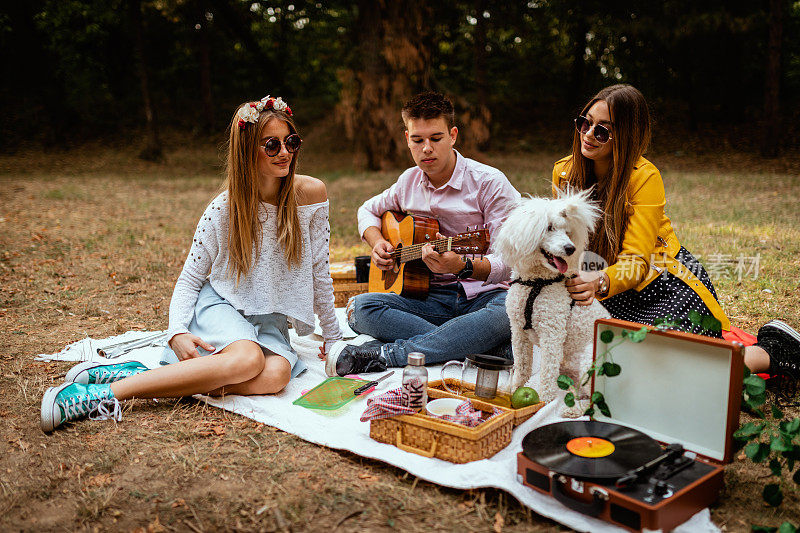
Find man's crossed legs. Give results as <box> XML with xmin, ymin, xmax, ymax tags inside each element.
<box><xmin>326</xmin><ymin>284</ymin><xmax>512</xmax><ymax>376</ymax></box>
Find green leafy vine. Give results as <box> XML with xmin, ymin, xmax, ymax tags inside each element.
<box><xmin>735</xmin><ymin>369</ymin><xmax>800</xmax><ymax>531</ymax></box>
<box><xmin>557</xmin><ymin>311</ymin><xmax>722</xmax><ymax>418</ymax></box>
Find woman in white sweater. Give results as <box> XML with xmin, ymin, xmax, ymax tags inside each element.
<box><xmin>41</xmin><ymin>95</ymin><xmax>342</xmax><ymax>432</ymax></box>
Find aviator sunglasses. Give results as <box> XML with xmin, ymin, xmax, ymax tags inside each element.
<box><xmin>574</xmin><ymin>116</ymin><xmax>612</xmax><ymax>144</ymax></box>
<box><xmin>262</xmin><ymin>133</ymin><xmax>302</xmax><ymax>157</ymax></box>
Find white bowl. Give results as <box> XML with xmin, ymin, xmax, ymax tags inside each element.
<box><xmin>426</xmin><ymin>398</ymin><xmax>465</xmax><ymax>417</ymax></box>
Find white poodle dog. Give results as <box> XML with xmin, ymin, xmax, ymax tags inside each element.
<box><xmin>495</xmin><ymin>189</ymin><xmax>610</xmax><ymax>408</ymax></box>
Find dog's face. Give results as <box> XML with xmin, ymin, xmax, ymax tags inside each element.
<box><xmin>495</xmin><ymin>190</ymin><xmax>601</xmax><ymax>278</ymax></box>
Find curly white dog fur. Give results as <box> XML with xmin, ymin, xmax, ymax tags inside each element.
<box><xmin>495</xmin><ymin>189</ymin><xmax>610</xmax><ymax>411</ymax></box>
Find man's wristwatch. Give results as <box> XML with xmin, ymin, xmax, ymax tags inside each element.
<box><xmin>456</xmin><ymin>257</ymin><xmax>474</xmax><ymax>280</ymax></box>
<box><xmin>596</xmin><ymin>274</ymin><xmax>609</xmax><ymax>297</ymax></box>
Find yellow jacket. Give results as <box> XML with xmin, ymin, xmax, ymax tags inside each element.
<box><xmin>552</xmin><ymin>155</ymin><xmax>729</xmax><ymax>330</ymax></box>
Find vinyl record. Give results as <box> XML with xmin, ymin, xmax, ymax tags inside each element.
<box><xmin>522</xmin><ymin>420</ymin><xmax>664</xmax><ymax>480</ymax></box>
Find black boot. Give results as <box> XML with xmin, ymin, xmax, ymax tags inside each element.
<box><xmin>757</xmin><ymin>320</ymin><xmax>800</xmax><ymax>375</ymax></box>
<box><xmin>326</xmin><ymin>335</ymin><xmax>388</xmax><ymax>376</ymax></box>
<box><xmin>756</xmin><ymin>320</ymin><xmax>800</xmax><ymax>406</ymax></box>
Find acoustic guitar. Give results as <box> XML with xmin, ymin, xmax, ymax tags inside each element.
<box><xmin>367</xmin><ymin>211</ymin><xmax>490</xmax><ymax>298</ymax></box>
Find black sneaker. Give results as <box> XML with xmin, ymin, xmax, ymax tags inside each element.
<box><xmin>757</xmin><ymin>320</ymin><xmax>800</xmax><ymax>375</ymax></box>
<box><xmin>325</xmin><ymin>334</ymin><xmax>387</xmax><ymax>376</ymax></box>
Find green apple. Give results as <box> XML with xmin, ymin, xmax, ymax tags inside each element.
<box><xmin>511</xmin><ymin>386</ymin><xmax>540</xmax><ymax>409</ymax></box>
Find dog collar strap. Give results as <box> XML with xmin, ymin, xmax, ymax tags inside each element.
<box><xmin>510</xmin><ymin>276</ymin><xmax>565</xmax><ymax>330</ymax></box>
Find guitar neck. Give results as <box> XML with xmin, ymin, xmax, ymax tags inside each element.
<box><xmin>393</xmin><ymin>238</ymin><xmax>457</xmax><ymax>263</ymax></box>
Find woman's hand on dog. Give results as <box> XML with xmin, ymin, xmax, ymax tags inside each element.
<box><xmin>565</xmin><ymin>271</ymin><xmax>606</xmax><ymax>306</ymax></box>
<box><xmin>422</xmin><ymin>232</ymin><xmax>465</xmax><ymax>274</ymax></box>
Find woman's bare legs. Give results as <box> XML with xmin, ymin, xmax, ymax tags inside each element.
<box><xmin>207</xmin><ymin>353</ymin><xmax>290</xmax><ymax>396</ymax></box>
<box><xmin>744</xmin><ymin>345</ymin><xmax>770</xmax><ymax>373</ymax></box>
<box><xmin>109</xmin><ymin>340</ymin><xmax>281</xmax><ymax>400</ymax></box>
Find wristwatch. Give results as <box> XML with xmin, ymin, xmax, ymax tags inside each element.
<box><xmin>596</xmin><ymin>273</ymin><xmax>609</xmax><ymax>297</ymax></box>
<box><xmin>456</xmin><ymin>257</ymin><xmax>474</xmax><ymax>280</ymax></box>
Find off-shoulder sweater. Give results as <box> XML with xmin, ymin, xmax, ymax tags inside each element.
<box><xmin>166</xmin><ymin>192</ymin><xmax>343</xmax><ymax>343</ymax></box>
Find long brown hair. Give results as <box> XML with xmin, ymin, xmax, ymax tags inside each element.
<box><xmin>557</xmin><ymin>84</ymin><xmax>651</xmax><ymax>265</ymax></box>
<box><xmin>223</xmin><ymin>103</ymin><xmax>302</xmax><ymax>283</ymax></box>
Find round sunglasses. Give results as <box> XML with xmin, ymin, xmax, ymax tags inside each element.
<box><xmin>262</xmin><ymin>134</ymin><xmax>302</xmax><ymax>157</ymax></box>
<box><xmin>574</xmin><ymin>116</ymin><xmax>612</xmax><ymax>144</ymax></box>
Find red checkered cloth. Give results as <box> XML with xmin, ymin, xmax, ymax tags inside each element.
<box><xmin>436</xmin><ymin>401</ymin><xmax>503</xmax><ymax>427</ymax></box>
<box><xmin>360</xmin><ymin>388</ymin><xmax>503</xmax><ymax>427</ymax></box>
<box><xmin>360</xmin><ymin>387</ymin><xmax>417</xmax><ymax>421</ymax></box>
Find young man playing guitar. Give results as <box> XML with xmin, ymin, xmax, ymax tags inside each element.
<box><xmin>326</xmin><ymin>92</ymin><xmax>521</xmax><ymax>376</ymax></box>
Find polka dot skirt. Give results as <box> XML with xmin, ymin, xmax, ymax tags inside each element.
<box><xmin>601</xmin><ymin>247</ymin><xmax>723</xmax><ymax>338</ymax></box>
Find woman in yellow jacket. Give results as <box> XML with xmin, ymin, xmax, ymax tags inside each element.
<box><xmin>556</xmin><ymin>84</ymin><xmax>798</xmax><ymax>377</ymax></box>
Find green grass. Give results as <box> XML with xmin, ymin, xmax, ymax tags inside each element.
<box><xmin>1</xmin><ymin>142</ymin><xmax>799</xmax><ymax>531</ymax></box>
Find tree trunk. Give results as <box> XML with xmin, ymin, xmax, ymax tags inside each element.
<box><xmin>471</xmin><ymin>0</ymin><xmax>491</xmax><ymax>151</ymax></box>
<box><xmin>568</xmin><ymin>17</ymin><xmax>588</xmax><ymax>110</ymax></box>
<box><xmin>195</xmin><ymin>1</ymin><xmax>214</xmax><ymax>132</ymax></box>
<box><xmin>130</xmin><ymin>0</ymin><xmax>163</xmax><ymax>161</ymax></box>
<box><xmin>760</xmin><ymin>0</ymin><xmax>783</xmax><ymax>158</ymax></box>
<box><xmin>338</xmin><ymin>0</ymin><xmax>431</xmax><ymax>170</ymax></box>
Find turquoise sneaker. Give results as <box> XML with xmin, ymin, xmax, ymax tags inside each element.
<box><xmin>40</xmin><ymin>383</ymin><xmax>121</xmax><ymax>433</ymax></box>
<box><xmin>65</xmin><ymin>359</ymin><xmax>148</xmax><ymax>384</ymax></box>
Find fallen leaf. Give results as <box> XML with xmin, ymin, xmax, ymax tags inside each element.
<box><xmin>86</xmin><ymin>473</ymin><xmax>113</xmax><ymax>488</ymax></box>
<box><xmin>171</xmin><ymin>498</ymin><xmax>186</xmax><ymax>508</ymax></box>
<box><xmin>146</xmin><ymin>516</ymin><xmax>166</xmax><ymax>533</ymax></box>
<box><xmin>493</xmin><ymin>512</ymin><xmax>504</xmax><ymax>533</ymax></box>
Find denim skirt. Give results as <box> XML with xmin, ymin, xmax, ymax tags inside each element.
<box><xmin>161</xmin><ymin>282</ymin><xmax>307</xmax><ymax>378</ymax></box>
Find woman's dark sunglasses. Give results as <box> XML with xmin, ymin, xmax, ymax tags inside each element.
<box><xmin>574</xmin><ymin>116</ymin><xmax>612</xmax><ymax>144</ymax></box>
<box><xmin>263</xmin><ymin>134</ymin><xmax>302</xmax><ymax>157</ymax></box>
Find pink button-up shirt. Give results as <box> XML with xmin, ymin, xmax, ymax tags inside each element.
<box><xmin>357</xmin><ymin>150</ymin><xmax>520</xmax><ymax>299</ymax></box>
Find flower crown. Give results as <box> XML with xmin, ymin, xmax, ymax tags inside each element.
<box><xmin>237</xmin><ymin>95</ymin><xmax>292</xmax><ymax>129</ymax></box>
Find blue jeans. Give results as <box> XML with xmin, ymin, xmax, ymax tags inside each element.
<box><xmin>348</xmin><ymin>283</ymin><xmax>512</xmax><ymax>366</ymax></box>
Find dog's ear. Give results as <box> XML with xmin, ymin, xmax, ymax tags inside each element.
<box><xmin>495</xmin><ymin>197</ymin><xmax>550</xmax><ymax>267</ymax></box>
<box><xmin>560</xmin><ymin>190</ymin><xmax>602</xmax><ymax>232</ymax></box>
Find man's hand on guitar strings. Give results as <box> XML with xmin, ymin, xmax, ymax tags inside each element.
<box><xmin>372</xmin><ymin>239</ymin><xmax>396</xmax><ymax>271</ymax></box>
<box><xmin>421</xmin><ymin>232</ymin><xmax>465</xmax><ymax>274</ymax></box>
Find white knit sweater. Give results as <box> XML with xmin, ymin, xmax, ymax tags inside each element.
<box><xmin>166</xmin><ymin>192</ymin><xmax>343</xmax><ymax>343</ymax></box>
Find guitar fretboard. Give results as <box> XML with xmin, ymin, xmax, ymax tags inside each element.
<box><xmin>390</xmin><ymin>237</ymin><xmax>459</xmax><ymax>263</ymax></box>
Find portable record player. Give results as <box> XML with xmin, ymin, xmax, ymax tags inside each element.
<box><xmin>517</xmin><ymin>318</ymin><xmax>745</xmax><ymax>532</ymax></box>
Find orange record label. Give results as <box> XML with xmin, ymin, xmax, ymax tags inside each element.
<box><xmin>566</xmin><ymin>437</ymin><xmax>615</xmax><ymax>458</ymax></box>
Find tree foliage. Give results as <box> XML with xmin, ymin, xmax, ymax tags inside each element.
<box><xmin>1</xmin><ymin>0</ymin><xmax>798</xmax><ymax>157</ymax></box>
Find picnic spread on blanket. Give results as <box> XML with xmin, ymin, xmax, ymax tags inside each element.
<box><xmin>40</xmin><ymin>303</ymin><xmax>742</xmax><ymax>533</ymax></box>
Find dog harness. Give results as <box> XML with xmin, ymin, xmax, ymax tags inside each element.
<box><xmin>510</xmin><ymin>275</ymin><xmax>567</xmax><ymax>330</ymax></box>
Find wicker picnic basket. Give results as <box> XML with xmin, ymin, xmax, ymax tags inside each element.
<box><xmin>427</xmin><ymin>378</ymin><xmax>545</xmax><ymax>427</ymax></box>
<box><xmin>369</xmin><ymin>388</ymin><xmax>514</xmax><ymax>463</ymax></box>
<box><xmin>330</xmin><ymin>261</ymin><xmax>368</xmax><ymax>307</ymax></box>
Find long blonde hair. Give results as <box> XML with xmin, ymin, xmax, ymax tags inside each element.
<box><xmin>223</xmin><ymin>103</ymin><xmax>302</xmax><ymax>282</ymax></box>
<box><xmin>557</xmin><ymin>84</ymin><xmax>651</xmax><ymax>265</ymax></box>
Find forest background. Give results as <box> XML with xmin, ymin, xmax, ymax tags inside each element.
<box><xmin>2</xmin><ymin>0</ymin><xmax>799</xmax><ymax>164</ymax></box>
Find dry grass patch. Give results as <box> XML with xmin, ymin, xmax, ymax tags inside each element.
<box><xmin>0</xmin><ymin>141</ymin><xmax>798</xmax><ymax>531</ymax></box>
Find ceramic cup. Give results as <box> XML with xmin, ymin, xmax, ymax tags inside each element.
<box><xmin>425</xmin><ymin>398</ymin><xmax>464</xmax><ymax>418</ymax></box>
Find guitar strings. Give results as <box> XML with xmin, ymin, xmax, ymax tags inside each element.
<box><xmin>387</xmin><ymin>235</ymin><xmax>471</xmax><ymax>260</ymax></box>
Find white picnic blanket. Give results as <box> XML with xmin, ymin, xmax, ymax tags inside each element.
<box><xmin>38</xmin><ymin>311</ymin><xmax>717</xmax><ymax>533</ymax></box>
